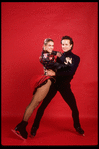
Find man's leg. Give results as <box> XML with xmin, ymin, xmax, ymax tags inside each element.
<box><xmin>31</xmin><ymin>82</ymin><xmax>57</xmax><ymax>137</ymax></box>
<box><xmin>59</xmin><ymin>83</ymin><xmax>84</xmax><ymax>135</ymax></box>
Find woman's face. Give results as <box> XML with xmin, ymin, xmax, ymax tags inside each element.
<box><xmin>44</xmin><ymin>41</ymin><xmax>54</xmax><ymax>53</ymax></box>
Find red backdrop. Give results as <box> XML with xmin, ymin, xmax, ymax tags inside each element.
<box><xmin>1</xmin><ymin>2</ymin><xmax>98</xmax><ymax>119</ymax></box>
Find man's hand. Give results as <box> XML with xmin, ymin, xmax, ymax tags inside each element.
<box><xmin>46</xmin><ymin>69</ymin><xmax>56</xmax><ymax>76</ymax></box>
<box><xmin>64</xmin><ymin>57</ymin><xmax>72</xmax><ymax>65</ymax></box>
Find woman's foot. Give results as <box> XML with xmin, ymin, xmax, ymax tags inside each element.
<box><xmin>12</xmin><ymin>120</ymin><xmax>28</xmax><ymax>140</ymax></box>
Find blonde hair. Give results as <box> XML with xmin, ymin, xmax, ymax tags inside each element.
<box><xmin>44</xmin><ymin>38</ymin><xmax>54</xmax><ymax>45</ymax></box>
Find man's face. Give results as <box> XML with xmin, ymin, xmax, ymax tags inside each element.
<box><xmin>61</xmin><ymin>39</ymin><xmax>72</xmax><ymax>52</ymax></box>
<box><xmin>44</xmin><ymin>41</ymin><xmax>54</xmax><ymax>53</ymax></box>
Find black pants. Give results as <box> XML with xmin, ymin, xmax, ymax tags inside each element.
<box><xmin>32</xmin><ymin>81</ymin><xmax>81</xmax><ymax>129</ymax></box>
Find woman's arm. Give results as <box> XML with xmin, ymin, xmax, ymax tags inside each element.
<box><xmin>39</xmin><ymin>51</ymin><xmax>62</xmax><ymax>70</ymax></box>
<box><xmin>40</xmin><ymin>51</ymin><xmax>71</xmax><ymax>71</ymax></box>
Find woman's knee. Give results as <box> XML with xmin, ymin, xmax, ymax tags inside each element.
<box><xmin>33</xmin><ymin>101</ymin><xmax>41</xmax><ymax>109</ymax></box>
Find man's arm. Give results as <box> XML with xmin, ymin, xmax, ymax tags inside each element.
<box><xmin>47</xmin><ymin>56</ymin><xmax>80</xmax><ymax>77</ymax></box>
<box><xmin>56</xmin><ymin>56</ymin><xmax>80</xmax><ymax>76</ymax></box>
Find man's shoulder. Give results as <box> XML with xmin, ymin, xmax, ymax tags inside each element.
<box><xmin>71</xmin><ymin>52</ymin><xmax>80</xmax><ymax>59</ymax></box>
<box><xmin>71</xmin><ymin>52</ymin><xmax>80</xmax><ymax>63</ymax></box>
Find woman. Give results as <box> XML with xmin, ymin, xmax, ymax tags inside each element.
<box><xmin>11</xmin><ymin>38</ymin><xmax>70</xmax><ymax>140</ymax></box>
<box><xmin>32</xmin><ymin>38</ymin><xmax>62</xmax><ymax>95</ymax></box>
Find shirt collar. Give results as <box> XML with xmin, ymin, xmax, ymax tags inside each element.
<box><xmin>64</xmin><ymin>49</ymin><xmax>72</xmax><ymax>56</ymax></box>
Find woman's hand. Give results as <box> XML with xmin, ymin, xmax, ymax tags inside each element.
<box><xmin>56</xmin><ymin>52</ymin><xmax>62</xmax><ymax>57</ymax></box>
<box><xmin>46</xmin><ymin>69</ymin><xmax>56</xmax><ymax>76</ymax></box>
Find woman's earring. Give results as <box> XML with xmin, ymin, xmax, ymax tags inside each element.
<box><xmin>43</xmin><ymin>46</ymin><xmax>46</xmax><ymax>50</ymax></box>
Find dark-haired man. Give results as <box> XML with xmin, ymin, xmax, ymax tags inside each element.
<box><xmin>31</xmin><ymin>36</ymin><xmax>84</xmax><ymax>137</ymax></box>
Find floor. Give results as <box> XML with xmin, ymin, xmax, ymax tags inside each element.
<box><xmin>1</xmin><ymin>116</ymin><xmax>98</xmax><ymax>146</ymax></box>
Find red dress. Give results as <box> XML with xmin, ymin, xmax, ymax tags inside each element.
<box><xmin>31</xmin><ymin>50</ymin><xmax>58</xmax><ymax>94</ymax></box>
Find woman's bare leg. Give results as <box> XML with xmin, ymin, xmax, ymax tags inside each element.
<box><xmin>23</xmin><ymin>79</ymin><xmax>51</xmax><ymax>122</ymax></box>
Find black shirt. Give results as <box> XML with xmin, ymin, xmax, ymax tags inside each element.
<box><xmin>56</xmin><ymin>50</ymin><xmax>80</xmax><ymax>84</ymax></box>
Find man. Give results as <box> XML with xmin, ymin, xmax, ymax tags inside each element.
<box><xmin>30</xmin><ymin>35</ymin><xmax>84</xmax><ymax>137</ymax></box>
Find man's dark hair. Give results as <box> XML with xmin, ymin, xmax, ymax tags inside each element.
<box><xmin>61</xmin><ymin>36</ymin><xmax>74</xmax><ymax>50</ymax></box>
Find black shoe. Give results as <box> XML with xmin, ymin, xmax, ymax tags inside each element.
<box><xmin>12</xmin><ymin>120</ymin><xmax>28</xmax><ymax>140</ymax></box>
<box><xmin>30</xmin><ymin>126</ymin><xmax>37</xmax><ymax>138</ymax></box>
<box><xmin>75</xmin><ymin>127</ymin><xmax>85</xmax><ymax>136</ymax></box>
